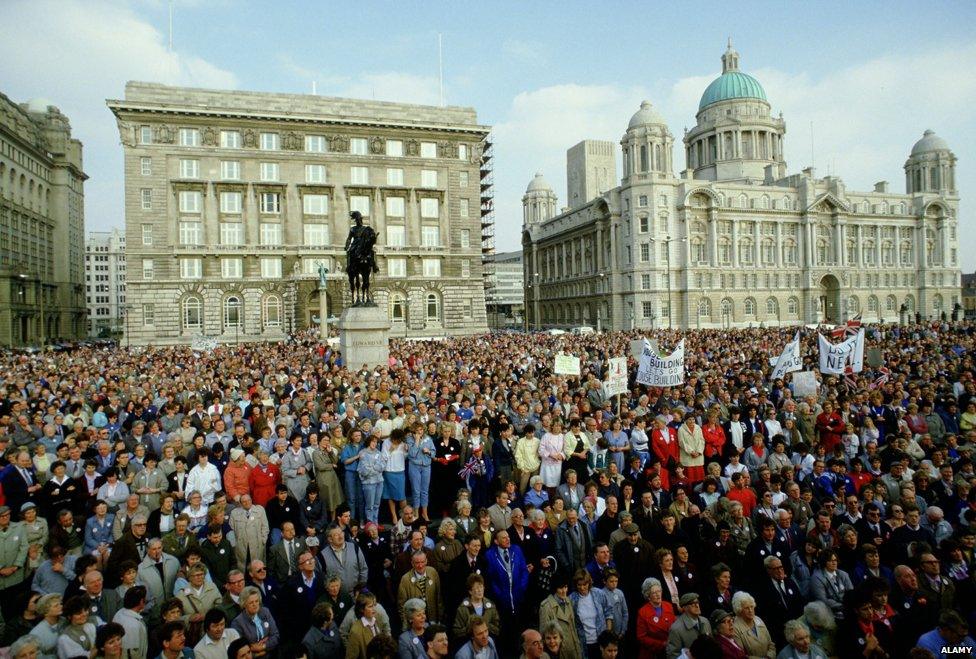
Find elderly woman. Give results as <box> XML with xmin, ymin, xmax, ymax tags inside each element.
<box><xmin>230</xmin><ymin>587</ymin><xmax>279</xmax><ymax>657</ymax></box>
<box><xmin>781</xmin><ymin>615</ymin><xmax>831</xmax><ymax>659</ymax></box>
<box><xmin>514</xmin><ymin>425</ymin><xmax>541</xmax><ymax>494</ymax></box>
<box><xmin>398</xmin><ymin>598</ymin><xmax>428</xmax><ymax>656</ymax></box>
<box><xmin>452</xmin><ymin>574</ymin><xmax>501</xmax><ymax>644</ymax></box>
<box><xmin>281</xmin><ymin>435</ymin><xmax>312</xmax><ymax>502</ymax></box>
<box><xmin>810</xmin><ymin>549</ymin><xmax>854</xmax><ymax>620</ymax></box>
<box><xmin>712</xmin><ymin>608</ymin><xmax>746</xmax><ymax>659</ymax></box>
<box><xmin>636</xmin><ymin>577</ymin><xmax>676</xmax><ymax>659</ymax></box>
<box><xmin>525</xmin><ymin>475</ymin><xmax>550</xmax><ymax>509</ymax></box>
<box><xmin>790</xmin><ymin>601</ymin><xmax>838</xmax><ymax>657</ymax></box>
<box><xmin>731</xmin><ymin>591</ymin><xmax>775</xmax><ymax>659</ymax></box>
<box><xmin>430</xmin><ymin>518</ymin><xmax>463</xmax><ymax>575</ymax></box>
<box><xmin>539</xmin><ymin>420</ymin><xmax>566</xmax><ymax>489</ymax></box>
<box><xmin>10</xmin><ymin>635</ymin><xmax>42</xmax><ymax>659</ymax></box>
<box><xmin>248</xmin><ymin>450</ymin><xmax>281</xmax><ymax>507</ymax></box>
<box><xmin>31</xmin><ymin>593</ymin><xmax>63</xmax><ymax>659</ymax></box>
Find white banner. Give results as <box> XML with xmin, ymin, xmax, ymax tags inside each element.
<box><xmin>603</xmin><ymin>356</ymin><xmax>629</xmax><ymax>397</ymax></box>
<box><xmin>554</xmin><ymin>353</ymin><xmax>581</xmax><ymax>376</ymax></box>
<box><xmin>791</xmin><ymin>371</ymin><xmax>820</xmax><ymax>397</ymax></box>
<box><xmin>191</xmin><ymin>336</ymin><xmax>219</xmax><ymax>352</ymax></box>
<box><xmin>637</xmin><ymin>339</ymin><xmax>685</xmax><ymax>387</ymax></box>
<box><xmin>771</xmin><ymin>332</ymin><xmax>803</xmax><ymax>380</ymax></box>
<box><xmin>818</xmin><ymin>329</ymin><xmax>864</xmax><ymax>374</ymax></box>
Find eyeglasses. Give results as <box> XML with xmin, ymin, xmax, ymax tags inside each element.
<box><xmin>228</xmin><ymin>579</ymin><xmax>245</xmax><ymax>586</ymax></box>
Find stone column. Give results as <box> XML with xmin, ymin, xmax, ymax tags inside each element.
<box><xmin>319</xmin><ymin>280</ymin><xmax>329</xmax><ymax>339</ymax></box>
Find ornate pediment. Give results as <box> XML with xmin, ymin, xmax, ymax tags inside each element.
<box><xmin>807</xmin><ymin>192</ymin><xmax>849</xmax><ymax>214</ymax></box>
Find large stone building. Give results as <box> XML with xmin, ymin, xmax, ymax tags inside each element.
<box><xmin>107</xmin><ymin>82</ymin><xmax>491</xmax><ymax>345</ymax></box>
<box><xmin>0</xmin><ymin>92</ymin><xmax>87</xmax><ymax>346</ymax></box>
<box><xmin>85</xmin><ymin>228</ymin><xmax>126</xmax><ymax>337</ymax></box>
<box><xmin>485</xmin><ymin>250</ymin><xmax>524</xmax><ymax>329</ymax></box>
<box><xmin>523</xmin><ymin>42</ymin><xmax>961</xmax><ymax>330</ymax></box>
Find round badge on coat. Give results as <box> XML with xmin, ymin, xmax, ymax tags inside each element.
<box><xmin>219</xmin><ymin>548</ymin><xmax>225</xmax><ymax>554</ymax></box>
<box><xmin>297</xmin><ymin>587</ymin><xmax>303</xmax><ymax>593</ymax></box>
<box><xmin>653</xmin><ymin>617</ymin><xmax>659</xmax><ymax>623</ymax></box>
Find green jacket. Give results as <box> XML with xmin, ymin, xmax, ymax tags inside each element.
<box><xmin>0</xmin><ymin>523</ymin><xmax>28</xmax><ymax>589</ymax></box>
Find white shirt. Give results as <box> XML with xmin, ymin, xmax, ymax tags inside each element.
<box><xmin>186</xmin><ymin>462</ymin><xmax>222</xmax><ymax>504</ymax></box>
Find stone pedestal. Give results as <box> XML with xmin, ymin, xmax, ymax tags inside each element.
<box><xmin>338</xmin><ymin>306</ymin><xmax>390</xmax><ymax>369</ymax></box>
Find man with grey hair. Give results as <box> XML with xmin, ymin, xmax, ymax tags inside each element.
<box><xmin>319</xmin><ymin>525</ymin><xmax>368</xmax><ymax>593</ymax></box>
<box><xmin>921</xmin><ymin>505</ymin><xmax>953</xmax><ymax>545</ymax></box>
<box><xmin>105</xmin><ymin>512</ymin><xmax>149</xmax><ymax>587</ymax></box>
<box><xmin>779</xmin><ymin>619</ymin><xmax>829</xmax><ymax>659</ymax></box>
<box><xmin>137</xmin><ymin>537</ymin><xmax>179</xmax><ymax>622</ymax></box>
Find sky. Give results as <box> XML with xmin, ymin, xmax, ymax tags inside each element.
<box><xmin>2</xmin><ymin>0</ymin><xmax>975</xmax><ymax>269</ymax></box>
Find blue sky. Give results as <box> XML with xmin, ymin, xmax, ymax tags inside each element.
<box><xmin>2</xmin><ymin>0</ymin><xmax>975</xmax><ymax>268</ymax></box>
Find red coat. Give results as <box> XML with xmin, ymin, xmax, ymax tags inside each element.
<box><xmin>816</xmin><ymin>411</ymin><xmax>845</xmax><ymax>453</ymax></box>
<box><xmin>248</xmin><ymin>463</ymin><xmax>281</xmax><ymax>506</ymax></box>
<box><xmin>716</xmin><ymin>633</ymin><xmax>748</xmax><ymax>659</ymax></box>
<box><xmin>702</xmin><ymin>423</ymin><xmax>727</xmax><ymax>459</ymax></box>
<box><xmin>652</xmin><ymin>428</ymin><xmax>679</xmax><ymax>489</ymax></box>
<box><xmin>636</xmin><ymin>600</ymin><xmax>676</xmax><ymax>659</ymax></box>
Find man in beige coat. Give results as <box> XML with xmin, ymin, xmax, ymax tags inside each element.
<box><xmin>397</xmin><ymin>551</ymin><xmax>442</xmax><ymax>627</ymax></box>
<box><xmin>228</xmin><ymin>494</ymin><xmax>269</xmax><ymax>565</ymax></box>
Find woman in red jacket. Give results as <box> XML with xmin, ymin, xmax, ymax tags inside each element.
<box><xmin>636</xmin><ymin>576</ymin><xmax>677</xmax><ymax>659</ymax></box>
<box><xmin>248</xmin><ymin>450</ymin><xmax>281</xmax><ymax>506</ymax></box>
<box><xmin>815</xmin><ymin>401</ymin><xmax>845</xmax><ymax>454</ymax></box>
<box><xmin>651</xmin><ymin>415</ymin><xmax>679</xmax><ymax>491</ymax></box>
<box><xmin>702</xmin><ymin>411</ymin><xmax>727</xmax><ymax>460</ymax></box>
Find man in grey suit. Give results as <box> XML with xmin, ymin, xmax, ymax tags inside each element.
<box><xmin>267</xmin><ymin>521</ymin><xmax>306</xmax><ymax>583</ymax></box>
<box><xmin>82</xmin><ymin>570</ymin><xmax>122</xmax><ymax>625</ymax></box>
<box><xmin>137</xmin><ymin>538</ymin><xmax>180</xmax><ymax>622</ymax></box>
<box><xmin>557</xmin><ymin>470</ymin><xmax>586</xmax><ymax>510</ymax></box>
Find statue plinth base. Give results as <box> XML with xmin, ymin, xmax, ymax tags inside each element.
<box><xmin>338</xmin><ymin>306</ymin><xmax>390</xmax><ymax>369</ymax></box>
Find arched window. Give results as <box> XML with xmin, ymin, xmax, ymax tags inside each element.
<box><xmin>425</xmin><ymin>293</ymin><xmax>441</xmax><ymax>323</ymax></box>
<box><xmin>787</xmin><ymin>297</ymin><xmax>799</xmax><ymax>315</ymax></box>
<box><xmin>766</xmin><ymin>297</ymin><xmax>779</xmax><ymax>316</ymax></box>
<box><xmin>223</xmin><ymin>296</ymin><xmax>242</xmax><ymax>330</ymax></box>
<box><xmin>738</xmin><ymin>240</ymin><xmax>754</xmax><ymax>264</ymax></box>
<box><xmin>760</xmin><ymin>195</ymin><xmax>770</xmax><ymax>209</ymax></box>
<box><xmin>718</xmin><ymin>239</ymin><xmax>732</xmax><ymax>264</ymax></box>
<box><xmin>816</xmin><ymin>240</ymin><xmax>829</xmax><ymax>265</ymax></box>
<box><xmin>744</xmin><ymin>298</ymin><xmax>756</xmax><ymax>315</ymax></box>
<box><xmin>863</xmin><ymin>241</ymin><xmax>876</xmax><ymax>266</ymax></box>
<box><xmin>691</xmin><ymin>239</ymin><xmax>706</xmax><ymax>264</ymax></box>
<box><xmin>762</xmin><ymin>239</ymin><xmax>775</xmax><ymax>264</ymax></box>
<box><xmin>782</xmin><ymin>197</ymin><xmax>792</xmax><ymax>211</ymax></box>
<box><xmin>882</xmin><ymin>242</ymin><xmax>894</xmax><ymax>266</ymax></box>
<box><xmin>783</xmin><ymin>241</ymin><xmax>798</xmax><ymax>265</ymax></box>
<box><xmin>182</xmin><ymin>296</ymin><xmax>203</xmax><ymax>332</ymax></box>
<box><xmin>263</xmin><ymin>295</ymin><xmax>281</xmax><ymax>328</ymax></box>
<box><xmin>886</xmin><ymin>295</ymin><xmax>896</xmax><ymax>312</ymax></box>
<box><xmin>867</xmin><ymin>295</ymin><xmax>879</xmax><ymax>314</ymax></box>
<box><xmin>847</xmin><ymin>296</ymin><xmax>859</xmax><ymax>314</ymax></box>
<box><xmin>904</xmin><ymin>295</ymin><xmax>915</xmax><ymax>312</ymax></box>
<box><xmin>933</xmin><ymin>294</ymin><xmax>944</xmax><ymax>313</ymax></box>
<box><xmin>698</xmin><ymin>298</ymin><xmax>711</xmax><ymax>318</ymax></box>
<box><xmin>390</xmin><ymin>293</ymin><xmax>406</xmax><ymax>323</ymax></box>
<box><xmin>721</xmin><ymin>298</ymin><xmax>734</xmax><ymax>318</ymax></box>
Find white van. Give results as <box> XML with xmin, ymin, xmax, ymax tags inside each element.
<box><xmin>571</xmin><ymin>326</ymin><xmax>595</xmax><ymax>335</ymax></box>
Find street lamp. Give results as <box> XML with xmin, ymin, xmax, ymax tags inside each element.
<box><xmin>533</xmin><ymin>272</ymin><xmax>541</xmax><ymax>331</ymax></box>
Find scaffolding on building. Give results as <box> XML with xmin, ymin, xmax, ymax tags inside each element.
<box><xmin>480</xmin><ymin>135</ymin><xmax>496</xmax><ymax>329</ymax></box>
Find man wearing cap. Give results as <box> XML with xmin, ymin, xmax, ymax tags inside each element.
<box><xmin>0</xmin><ymin>504</ymin><xmax>28</xmax><ymax>614</ymax></box>
<box><xmin>613</xmin><ymin>521</ymin><xmax>655</xmax><ymax>621</ymax></box>
<box><xmin>666</xmin><ymin>592</ymin><xmax>711</xmax><ymax>659</ymax></box>
<box><xmin>229</xmin><ymin>494</ymin><xmax>268</xmax><ymax>565</ymax></box>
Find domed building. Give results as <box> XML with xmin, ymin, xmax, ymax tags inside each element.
<box><xmin>523</xmin><ymin>42</ymin><xmax>961</xmax><ymax>331</ymax></box>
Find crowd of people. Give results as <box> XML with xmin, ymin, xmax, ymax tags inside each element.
<box><xmin>0</xmin><ymin>321</ymin><xmax>974</xmax><ymax>659</ymax></box>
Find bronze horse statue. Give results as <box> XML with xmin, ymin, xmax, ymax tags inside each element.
<box><xmin>344</xmin><ymin>211</ymin><xmax>379</xmax><ymax>306</ymax></box>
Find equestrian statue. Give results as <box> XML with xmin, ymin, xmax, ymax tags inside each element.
<box><xmin>344</xmin><ymin>210</ymin><xmax>378</xmax><ymax>306</ymax></box>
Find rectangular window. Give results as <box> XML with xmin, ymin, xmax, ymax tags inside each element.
<box><xmin>462</xmin><ymin>260</ymin><xmax>471</xmax><ymax>277</ymax></box>
<box><xmin>386</xmin><ymin>168</ymin><xmax>404</xmax><ymax>186</ymax></box>
<box><xmin>221</xmin><ymin>258</ymin><xmax>242</xmax><ymax>279</ymax></box>
<box><xmin>220</xmin><ymin>160</ymin><xmax>240</xmax><ymax>180</ymax></box>
<box><xmin>420</xmin><ymin>142</ymin><xmax>437</xmax><ymax>158</ymax></box>
<box><xmin>179</xmin><ymin>191</ymin><xmax>201</xmax><ymax>213</ymax></box>
<box><xmin>259</xmin><ymin>193</ymin><xmax>280</xmax><ymax>214</ymax></box>
<box><xmin>640</xmin><ymin>243</ymin><xmax>650</xmax><ymax>262</ymax></box>
<box><xmin>260</xmin><ymin>162</ymin><xmax>279</xmax><ymax>182</ymax></box>
<box><xmin>459</xmin><ymin>171</ymin><xmax>469</xmax><ymax>187</ymax></box>
<box><xmin>180</xmin><ymin>258</ymin><xmax>202</xmax><ymax>279</ymax></box>
<box><xmin>349</xmin><ymin>195</ymin><xmax>370</xmax><ymax>216</ymax></box>
<box><xmin>179</xmin><ymin>221</ymin><xmax>203</xmax><ymax>246</ymax></box>
<box><xmin>140</xmin><ymin>189</ymin><xmax>153</xmax><ymax>210</ymax></box>
<box><xmin>260</xmin><ymin>132</ymin><xmax>279</xmax><ymax>150</ymax></box>
<box><xmin>143</xmin><ymin>303</ymin><xmax>155</xmax><ymax>326</ymax></box>
<box><xmin>305</xmin><ymin>135</ymin><xmax>327</xmax><ymax>153</ymax></box>
<box><xmin>643</xmin><ymin>301</ymin><xmax>654</xmax><ymax>318</ymax></box>
<box><xmin>639</xmin><ymin>217</ymin><xmax>649</xmax><ymax>233</ymax></box>
<box><xmin>259</xmin><ymin>223</ymin><xmax>282</xmax><ymax>246</ymax></box>
<box><xmin>420</xmin><ymin>170</ymin><xmax>438</xmax><ymax>188</ymax></box>
<box><xmin>350</xmin><ymin>137</ymin><xmax>367</xmax><ymax>155</ymax></box>
<box><xmin>420</xmin><ymin>198</ymin><xmax>439</xmax><ymax>218</ymax></box>
<box><xmin>387</xmin><ymin>258</ymin><xmax>406</xmax><ymax>277</ymax></box>
<box><xmin>350</xmin><ymin>166</ymin><xmax>369</xmax><ymax>185</ymax></box>
<box><xmin>460</xmin><ymin>198</ymin><xmax>470</xmax><ymax>217</ymax></box>
<box><xmin>385</xmin><ymin>197</ymin><xmax>405</xmax><ymax>217</ymax></box>
<box><xmin>386</xmin><ymin>140</ymin><xmax>403</xmax><ymax>157</ymax></box>
<box><xmin>460</xmin><ymin>229</ymin><xmax>470</xmax><ymax>248</ymax></box>
<box><xmin>459</xmin><ymin>144</ymin><xmax>469</xmax><ymax>160</ymax></box>
<box><xmin>178</xmin><ymin>128</ymin><xmax>199</xmax><ymax>147</ymax></box>
<box><xmin>179</xmin><ymin>159</ymin><xmax>199</xmax><ymax>179</ymax></box>
<box><xmin>219</xmin><ymin>222</ymin><xmax>244</xmax><ymax>246</ymax></box>
<box><xmin>423</xmin><ymin>258</ymin><xmax>441</xmax><ymax>277</ymax></box>
<box><xmin>639</xmin><ymin>195</ymin><xmax>648</xmax><ymax>207</ymax></box>
<box><xmin>220</xmin><ymin>130</ymin><xmax>241</xmax><ymax>149</ymax></box>
<box><xmin>139</xmin><ymin>126</ymin><xmax>152</xmax><ymax>144</ymax></box>
<box><xmin>386</xmin><ymin>225</ymin><xmax>405</xmax><ymax>247</ymax></box>
<box><xmin>303</xmin><ymin>194</ymin><xmax>329</xmax><ymax>215</ymax></box>
<box><xmin>141</xmin><ymin>224</ymin><xmax>153</xmax><ymax>245</ymax></box>
<box><xmin>260</xmin><ymin>257</ymin><xmax>282</xmax><ymax>278</ymax></box>
<box><xmin>142</xmin><ymin>259</ymin><xmax>154</xmax><ymax>280</ymax></box>
<box><xmin>140</xmin><ymin>157</ymin><xmax>152</xmax><ymax>176</ymax></box>
<box><xmin>422</xmin><ymin>225</ymin><xmax>440</xmax><ymax>247</ymax></box>
<box><xmin>305</xmin><ymin>164</ymin><xmax>326</xmax><ymax>184</ymax></box>
<box><xmin>641</xmin><ymin>274</ymin><xmax>651</xmax><ymax>289</ymax></box>
<box><xmin>220</xmin><ymin>192</ymin><xmax>242</xmax><ymax>214</ymax></box>
<box><xmin>303</xmin><ymin>224</ymin><xmax>329</xmax><ymax>246</ymax></box>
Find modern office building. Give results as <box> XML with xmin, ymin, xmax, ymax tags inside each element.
<box><xmin>85</xmin><ymin>228</ymin><xmax>126</xmax><ymax>337</ymax></box>
<box><xmin>523</xmin><ymin>42</ymin><xmax>961</xmax><ymax>330</ymax></box>
<box><xmin>485</xmin><ymin>250</ymin><xmax>524</xmax><ymax>329</ymax></box>
<box><xmin>107</xmin><ymin>82</ymin><xmax>492</xmax><ymax>345</ymax></box>
<box><xmin>0</xmin><ymin>91</ymin><xmax>87</xmax><ymax>346</ymax></box>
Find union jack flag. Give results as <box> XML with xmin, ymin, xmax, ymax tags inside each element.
<box><xmin>831</xmin><ymin>313</ymin><xmax>863</xmax><ymax>340</ymax></box>
<box><xmin>869</xmin><ymin>367</ymin><xmax>891</xmax><ymax>390</ymax></box>
<box><xmin>843</xmin><ymin>365</ymin><xmax>858</xmax><ymax>391</ymax></box>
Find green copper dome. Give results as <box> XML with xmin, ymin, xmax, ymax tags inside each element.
<box><xmin>698</xmin><ymin>71</ymin><xmax>767</xmax><ymax>110</ymax></box>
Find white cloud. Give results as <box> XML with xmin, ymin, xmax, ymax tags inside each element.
<box><xmin>492</xmin><ymin>44</ymin><xmax>976</xmax><ymax>271</ymax></box>
<box><xmin>0</xmin><ymin>0</ymin><xmax>238</xmax><ymax>232</ymax></box>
